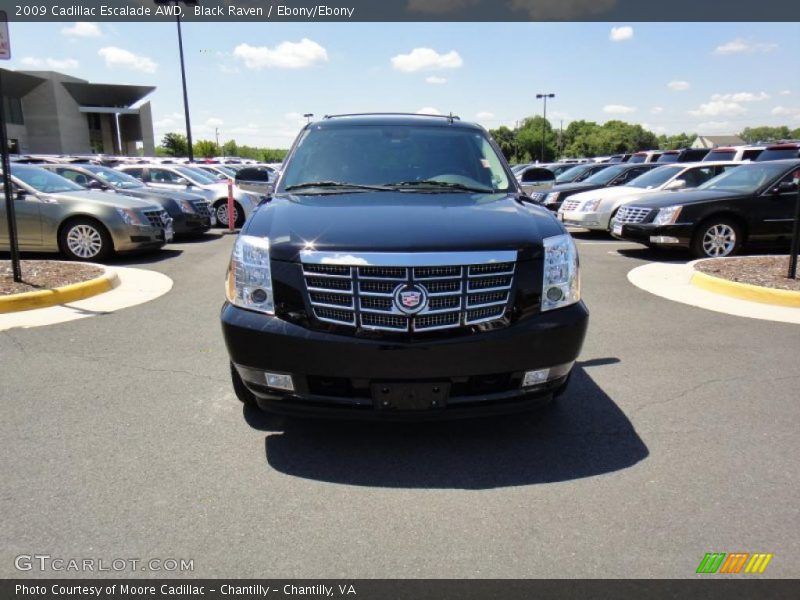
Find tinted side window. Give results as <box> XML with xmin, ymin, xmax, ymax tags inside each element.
<box><xmin>55</xmin><ymin>168</ymin><xmax>90</xmax><ymax>187</ymax></box>
<box><xmin>122</xmin><ymin>168</ymin><xmax>144</xmax><ymax>180</ymax></box>
<box><xmin>150</xmin><ymin>168</ymin><xmax>183</xmax><ymax>183</ymax></box>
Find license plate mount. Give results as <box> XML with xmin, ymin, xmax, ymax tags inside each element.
<box><xmin>371</xmin><ymin>382</ymin><xmax>450</xmax><ymax>411</ymax></box>
<box><xmin>613</xmin><ymin>223</ymin><xmax>623</xmax><ymax>236</ymax></box>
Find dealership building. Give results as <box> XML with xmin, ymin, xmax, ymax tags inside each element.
<box><xmin>1</xmin><ymin>68</ymin><xmax>156</xmax><ymax>156</ymax></box>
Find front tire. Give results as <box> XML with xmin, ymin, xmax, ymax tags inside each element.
<box><xmin>214</xmin><ymin>200</ymin><xmax>244</xmax><ymax>228</ymax></box>
<box><xmin>59</xmin><ymin>218</ymin><xmax>113</xmax><ymax>261</ymax></box>
<box><xmin>691</xmin><ymin>218</ymin><xmax>742</xmax><ymax>258</ymax></box>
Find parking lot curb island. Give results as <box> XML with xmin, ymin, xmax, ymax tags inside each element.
<box><xmin>0</xmin><ymin>266</ymin><xmax>120</xmax><ymax>314</ymax></box>
<box><xmin>690</xmin><ymin>269</ymin><xmax>800</xmax><ymax>309</ymax></box>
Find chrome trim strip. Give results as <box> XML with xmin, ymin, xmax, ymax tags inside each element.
<box><xmin>308</xmin><ymin>300</ymin><xmax>355</xmax><ymax>311</ymax></box>
<box><xmin>306</xmin><ymin>285</ymin><xmax>354</xmax><ymax>294</ymax></box>
<box><xmin>301</xmin><ymin>250</ymin><xmax>518</xmax><ymax>267</ymax></box>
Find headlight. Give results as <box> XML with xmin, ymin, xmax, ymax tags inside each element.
<box><xmin>177</xmin><ymin>200</ymin><xmax>196</xmax><ymax>214</ymax></box>
<box><xmin>226</xmin><ymin>235</ymin><xmax>274</xmax><ymax>315</ymax></box>
<box><xmin>653</xmin><ymin>205</ymin><xmax>682</xmax><ymax>225</ymax></box>
<box><xmin>544</xmin><ymin>192</ymin><xmax>560</xmax><ymax>205</ymax></box>
<box><xmin>581</xmin><ymin>199</ymin><xmax>601</xmax><ymax>212</ymax></box>
<box><xmin>116</xmin><ymin>208</ymin><xmax>144</xmax><ymax>226</ymax></box>
<box><xmin>542</xmin><ymin>233</ymin><xmax>580</xmax><ymax>312</ymax></box>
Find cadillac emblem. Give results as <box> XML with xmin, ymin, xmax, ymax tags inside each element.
<box><xmin>393</xmin><ymin>283</ymin><xmax>428</xmax><ymax>315</ymax></box>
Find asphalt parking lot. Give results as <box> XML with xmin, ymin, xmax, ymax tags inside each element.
<box><xmin>1</xmin><ymin>232</ymin><xmax>798</xmax><ymax>579</ymax></box>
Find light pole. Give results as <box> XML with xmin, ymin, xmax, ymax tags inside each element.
<box><xmin>304</xmin><ymin>113</ymin><xmax>314</xmax><ymax>124</ymax></box>
<box><xmin>156</xmin><ymin>1</ymin><xmax>196</xmax><ymax>161</ymax></box>
<box><xmin>535</xmin><ymin>93</ymin><xmax>555</xmax><ymax>162</ymax></box>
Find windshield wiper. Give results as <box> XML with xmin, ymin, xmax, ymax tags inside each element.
<box><xmin>284</xmin><ymin>181</ymin><xmax>392</xmax><ymax>192</ymax></box>
<box><xmin>385</xmin><ymin>180</ymin><xmax>494</xmax><ymax>193</ymax></box>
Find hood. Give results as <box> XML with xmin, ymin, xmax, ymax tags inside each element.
<box><xmin>137</xmin><ymin>187</ymin><xmax>208</xmax><ymax>202</ymax></box>
<box><xmin>245</xmin><ymin>192</ymin><xmax>563</xmax><ymax>262</ymax></box>
<box><xmin>624</xmin><ymin>189</ymin><xmax>737</xmax><ymax>210</ymax></box>
<box><xmin>50</xmin><ymin>190</ymin><xmax>162</xmax><ymax>210</ymax></box>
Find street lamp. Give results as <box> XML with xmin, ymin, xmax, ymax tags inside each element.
<box><xmin>535</xmin><ymin>93</ymin><xmax>555</xmax><ymax>162</ymax></box>
<box><xmin>155</xmin><ymin>1</ymin><xmax>196</xmax><ymax>161</ymax></box>
<box><xmin>304</xmin><ymin>113</ymin><xmax>314</xmax><ymax>124</ymax></box>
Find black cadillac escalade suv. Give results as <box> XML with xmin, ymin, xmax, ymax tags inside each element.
<box><xmin>221</xmin><ymin>114</ymin><xmax>589</xmax><ymax>419</ymax></box>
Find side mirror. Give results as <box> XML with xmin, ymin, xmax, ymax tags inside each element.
<box><xmin>235</xmin><ymin>167</ymin><xmax>274</xmax><ymax>195</ymax></box>
<box><xmin>664</xmin><ymin>179</ymin><xmax>686</xmax><ymax>191</ymax></box>
<box><xmin>87</xmin><ymin>179</ymin><xmax>106</xmax><ymax>190</ymax></box>
<box><xmin>15</xmin><ymin>188</ymin><xmax>27</xmax><ymax>199</ymax></box>
<box><xmin>519</xmin><ymin>167</ymin><xmax>556</xmax><ymax>194</ymax></box>
<box><xmin>772</xmin><ymin>181</ymin><xmax>797</xmax><ymax>195</ymax></box>
<box><xmin>174</xmin><ymin>177</ymin><xmax>189</xmax><ymax>186</ymax></box>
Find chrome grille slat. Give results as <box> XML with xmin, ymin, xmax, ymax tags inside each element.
<box><xmin>561</xmin><ymin>199</ymin><xmax>581</xmax><ymax>212</ymax></box>
<box><xmin>301</xmin><ymin>252</ymin><xmax>516</xmax><ymax>333</ymax></box>
<box><xmin>615</xmin><ymin>206</ymin><xmax>651</xmax><ymax>224</ymax></box>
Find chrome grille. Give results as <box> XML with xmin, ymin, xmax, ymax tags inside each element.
<box><xmin>561</xmin><ymin>199</ymin><xmax>581</xmax><ymax>212</ymax></box>
<box><xmin>191</xmin><ymin>200</ymin><xmax>211</xmax><ymax>217</ymax></box>
<box><xmin>615</xmin><ymin>206</ymin><xmax>652</xmax><ymax>224</ymax></box>
<box><xmin>529</xmin><ymin>191</ymin><xmax>547</xmax><ymax>202</ymax></box>
<box><xmin>301</xmin><ymin>252</ymin><xmax>516</xmax><ymax>332</ymax></box>
<box><xmin>143</xmin><ymin>209</ymin><xmax>169</xmax><ymax>228</ymax></box>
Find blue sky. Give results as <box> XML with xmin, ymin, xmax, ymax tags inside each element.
<box><xmin>5</xmin><ymin>21</ymin><xmax>799</xmax><ymax>147</ymax></box>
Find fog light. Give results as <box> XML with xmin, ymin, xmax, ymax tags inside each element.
<box><xmin>545</xmin><ymin>286</ymin><xmax>565</xmax><ymax>303</ymax></box>
<box><xmin>522</xmin><ymin>369</ymin><xmax>550</xmax><ymax>387</ymax></box>
<box><xmin>649</xmin><ymin>235</ymin><xmax>680</xmax><ymax>244</ymax></box>
<box><xmin>522</xmin><ymin>361</ymin><xmax>575</xmax><ymax>388</ymax></box>
<box><xmin>264</xmin><ymin>372</ymin><xmax>294</xmax><ymax>391</ymax></box>
<box><xmin>251</xmin><ymin>288</ymin><xmax>268</xmax><ymax>304</ymax></box>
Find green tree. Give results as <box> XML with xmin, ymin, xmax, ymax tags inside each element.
<box><xmin>740</xmin><ymin>126</ymin><xmax>791</xmax><ymax>143</ymax></box>
<box><xmin>193</xmin><ymin>139</ymin><xmax>219</xmax><ymax>158</ymax></box>
<box><xmin>489</xmin><ymin>126</ymin><xmax>517</xmax><ymax>162</ymax></box>
<box><xmin>657</xmin><ymin>132</ymin><xmax>696</xmax><ymax>150</ymax></box>
<box><xmin>160</xmin><ymin>132</ymin><xmax>188</xmax><ymax>157</ymax></box>
<box><xmin>516</xmin><ymin>116</ymin><xmax>557</xmax><ymax>162</ymax></box>
<box><xmin>222</xmin><ymin>139</ymin><xmax>238</xmax><ymax>157</ymax></box>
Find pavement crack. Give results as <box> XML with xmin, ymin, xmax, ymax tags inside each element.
<box><xmin>0</xmin><ymin>330</ymin><xmax>28</xmax><ymax>356</ymax></box>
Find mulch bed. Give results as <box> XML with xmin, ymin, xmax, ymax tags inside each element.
<box><xmin>0</xmin><ymin>261</ymin><xmax>104</xmax><ymax>296</ymax></box>
<box><xmin>694</xmin><ymin>256</ymin><xmax>800</xmax><ymax>292</ymax></box>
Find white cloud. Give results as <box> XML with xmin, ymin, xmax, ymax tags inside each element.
<box><xmin>509</xmin><ymin>0</ymin><xmax>617</xmax><ymax>19</ymax></box>
<box><xmin>667</xmin><ymin>80</ymin><xmax>690</xmax><ymax>91</ymax></box>
<box><xmin>61</xmin><ymin>22</ymin><xmax>101</xmax><ymax>38</ymax></box>
<box><xmin>641</xmin><ymin>123</ymin><xmax>667</xmax><ymax>134</ymax></box>
<box><xmin>711</xmin><ymin>91</ymin><xmax>770</xmax><ymax>102</ymax></box>
<box><xmin>697</xmin><ymin>121</ymin><xmax>734</xmax><ymax>132</ymax></box>
<box><xmin>475</xmin><ymin>111</ymin><xmax>496</xmax><ymax>121</ymax></box>
<box><xmin>689</xmin><ymin>101</ymin><xmax>746</xmax><ymax>117</ymax></box>
<box><xmin>233</xmin><ymin>39</ymin><xmax>328</xmax><ymax>70</ymax></box>
<box><xmin>416</xmin><ymin>107</ymin><xmax>442</xmax><ymax>115</ymax></box>
<box><xmin>603</xmin><ymin>104</ymin><xmax>636</xmax><ymax>114</ymax></box>
<box><xmin>609</xmin><ymin>26</ymin><xmax>633</xmax><ymax>42</ymax></box>
<box><xmin>98</xmin><ymin>47</ymin><xmax>157</xmax><ymax>73</ymax></box>
<box><xmin>20</xmin><ymin>57</ymin><xmax>80</xmax><ymax>70</ymax></box>
<box><xmin>714</xmin><ymin>39</ymin><xmax>777</xmax><ymax>55</ymax></box>
<box><xmin>391</xmin><ymin>48</ymin><xmax>463</xmax><ymax>72</ymax></box>
<box><xmin>651</xmin><ymin>106</ymin><xmax>664</xmax><ymax>115</ymax></box>
<box><xmin>771</xmin><ymin>106</ymin><xmax>800</xmax><ymax>118</ymax></box>
<box><xmin>779</xmin><ymin>90</ymin><xmax>792</xmax><ymax>96</ymax></box>
<box><xmin>206</xmin><ymin>118</ymin><xmax>224</xmax><ymax>127</ymax></box>
<box><xmin>425</xmin><ymin>76</ymin><xmax>448</xmax><ymax>85</ymax></box>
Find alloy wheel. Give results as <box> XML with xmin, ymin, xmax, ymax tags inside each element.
<box><xmin>701</xmin><ymin>224</ymin><xmax>736</xmax><ymax>257</ymax></box>
<box><xmin>66</xmin><ymin>224</ymin><xmax>103</xmax><ymax>259</ymax></box>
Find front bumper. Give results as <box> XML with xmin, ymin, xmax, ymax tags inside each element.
<box><xmin>221</xmin><ymin>301</ymin><xmax>589</xmax><ymax>419</ymax></box>
<box><xmin>611</xmin><ymin>222</ymin><xmax>693</xmax><ymax>247</ymax></box>
<box><xmin>172</xmin><ymin>213</ymin><xmax>212</xmax><ymax>235</ymax></box>
<box><xmin>559</xmin><ymin>210</ymin><xmax>610</xmax><ymax>230</ymax></box>
<box><xmin>110</xmin><ymin>223</ymin><xmax>170</xmax><ymax>252</ymax></box>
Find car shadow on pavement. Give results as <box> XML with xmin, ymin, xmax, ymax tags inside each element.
<box><xmin>104</xmin><ymin>249</ymin><xmax>184</xmax><ymax>266</ymax></box>
<box><xmin>245</xmin><ymin>361</ymin><xmax>649</xmax><ymax>489</ymax></box>
<box><xmin>170</xmin><ymin>232</ymin><xmax>225</xmax><ymax>244</ymax></box>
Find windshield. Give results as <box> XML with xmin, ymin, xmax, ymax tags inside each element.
<box><xmin>280</xmin><ymin>124</ymin><xmax>511</xmax><ymax>194</ymax></box>
<box><xmin>176</xmin><ymin>166</ymin><xmax>219</xmax><ymax>185</ymax></box>
<box><xmin>11</xmin><ymin>165</ymin><xmax>84</xmax><ymax>193</ymax></box>
<box><xmin>704</xmin><ymin>150</ymin><xmax>735</xmax><ymax>161</ymax></box>
<box><xmin>657</xmin><ymin>153</ymin><xmax>680</xmax><ymax>163</ymax></box>
<box><xmin>87</xmin><ymin>166</ymin><xmax>145</xmax><ymax>189</ymax></box>
<box><xmin>698</xmin><ymin>162</ymin><xmax>789</xmax><ymax>193</ymax></box>
<box><xmin>625</xmin><ymin>166</ymin><xmax>681</xmax><ymax>189</ymax></box>
<box><xmin>756</xmin><ymin>148</ymin><xmax>800</xmax><ymax>161</ymax></box>
<box><xmin>555</xmin><ymin>164</ymin><xmax>593</xmax><ymax>183</ymax></box>
<box><xmin>582</xmin><ymin>164</ymin><xmax>628</xmax><ymax>185</ymax></box>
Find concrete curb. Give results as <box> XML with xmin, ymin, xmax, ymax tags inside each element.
<box><xmin>0</xmin><ymin>266</ymin><xmax>119</xmax><ymax>314</ymax></box>
<box><xmin>690</xmin><ymin>269</ymin><xmax>800</xmax><ymax>308</ymax></box>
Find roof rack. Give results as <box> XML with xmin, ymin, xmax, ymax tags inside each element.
<box><xmin>322</xmin><ymin>112</ymin><xmax>461</xmax><ymax>123</ymax></box>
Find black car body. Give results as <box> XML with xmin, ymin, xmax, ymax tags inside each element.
<box><xmin>755</xmin><ymin>143</ymin><xmax>800</xmax><ymax>162</ymax></box>
<box><xmin>41</xmin><ymin>164</ymin><xmax>214</xmax><ymax>235</ymax></box>
<box><xmin>530</xmin><ymin>163</ymin><xmax>660</xmax><ymax>211</ymax></box>
<box><xmin>554</xmin><ymin>162</ymin><xmax>612</xmax><ymax>184</ymax></box>
<box><xmin>611</xmin><ymin>160</ymin><xmax>800</xmax><ymax>257</ymax></box>
<box><xmin>221</xmin><ymin>114</ymin><xmax>589</xmax><ymax>419</ymax></box>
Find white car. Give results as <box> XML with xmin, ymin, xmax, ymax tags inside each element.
<box><xmin>558</xmin><ymin>161</ymin><xmax>739</xmax><ymax>231</ymax></box>
<box><xmin>116</xmin><ymin>164</ymin><xmax>263</xmax><ymax>228</ymax></box>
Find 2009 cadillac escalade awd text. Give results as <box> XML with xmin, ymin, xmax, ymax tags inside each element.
<box><xmin>221</xmin><ymin>114</ymin><xmax>589</xmax><ymax>419</ymax></box>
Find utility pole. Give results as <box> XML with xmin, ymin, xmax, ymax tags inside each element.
<box><xmin>536</xmin><ymin>93</ymin><xmax>555</xmax><ymax>162</ymax></box>
<box><xmin>215</xmin><ymin>127</ymin><xmax>220</xmax><ymax>157</ymax></box>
